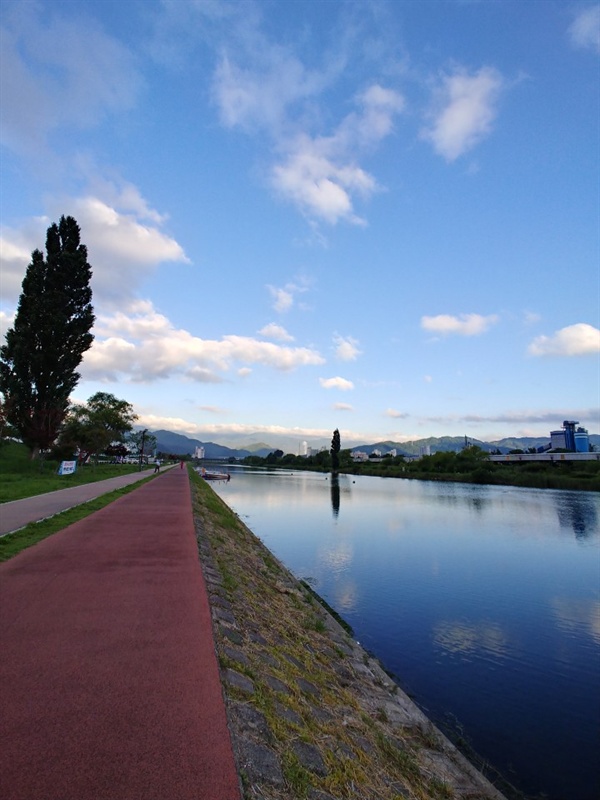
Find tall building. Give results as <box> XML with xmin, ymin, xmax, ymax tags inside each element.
<box><xmin>194</xmin><ymin>446</ymin><xmax>205</xmax><ymax>459</ymax></box>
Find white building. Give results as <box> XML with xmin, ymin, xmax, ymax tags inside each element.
<box><xmin>194</xmin><ymin>446</ymin><xmax>205</xmax><ymax>459</ymax></box>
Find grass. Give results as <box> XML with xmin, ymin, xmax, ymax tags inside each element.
<box><xmin>0</xmin><ymin>474</ymin><xmax>156</xmax><ymax>562</ymax></box>
<box><xmin>0</xmin><ymin>441</ymin><xmax>146</xmax><ymax>503</ymax></box>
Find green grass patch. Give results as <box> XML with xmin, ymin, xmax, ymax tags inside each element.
<box><xmin>0</xmin><ymin>441</ymin><xmax>146</xmax><ymax>503</ymax></box>
<box><xmin>300</xmin><ymin>579</ymin><xmax>354</xmax><ymax>637</ymax></box>
<box><xmin>282</xmin><ymin>752</ymin><xmax>312</xmax><ymax>797</ymax></box>
<box><xmin>189</xmin><ymin>468</ymin><xmax>241</xmax><ymax>528</ymax></box>
<box><xmin>0</xmin><ymin>475</ymin><xmax>156</xmax><ymax>562</ymax></box>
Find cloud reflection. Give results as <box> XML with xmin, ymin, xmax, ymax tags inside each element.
<box><xmin>432</xmin><ymin>620</ymin><xmax>509</xmax><ymax>660</ymax></box>
<box><xmin>332</xmin><ymin>580</ymin><xmax>359</xmax><ymax>613</ymax></box>
<box><xmin>317</xmin><ymin>540</ymin><xmax>354</xmax><ymax>575</ymax></box>
<box><xmin>550</xmin><ymin>598</ymin><xmax>600</xmax><ymax>645</ymax></box>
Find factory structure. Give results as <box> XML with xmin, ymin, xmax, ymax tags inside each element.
<box><xmin>549</xmin><ymin>421</ymin><xmax>590</xmax><ymax>453</ymax></box>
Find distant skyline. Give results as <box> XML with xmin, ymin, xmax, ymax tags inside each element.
<box><xmin>1</xmin><ymin>0</ymin><xmax>599</xmax><ymax>451</ymax></box>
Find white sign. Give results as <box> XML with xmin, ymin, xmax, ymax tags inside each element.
<box><xmin>58</xmin><ymin>460</ymin><xmax>77</xmax><ymax>475</ymax></box>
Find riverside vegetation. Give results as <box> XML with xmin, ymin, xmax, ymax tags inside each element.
<box><xmin>242</xmin><ymin>446</ymin><xmax>600</xmax><ymax>492</ymax></box>
<box><xmin>0</xmin><ymin>440</ymin><xmax>143</xmax><ymax>503</ymax></box>
<box><xmin>190</xmin><ymin>469</ymin><xmax>513</xmax><ymax>800</ymax></box>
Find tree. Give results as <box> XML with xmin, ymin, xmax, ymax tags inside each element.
<box><xmin>126</xmin><ymin>429</ymin><xmax>157</xmax><ymax>459</ymax></box>
<box><xmin>331</xmin><ymin>428</ymin><xmax>341</xmax><ymax>473</ymax></box>
<box><xmin>0</xmin><ymin>216</ymin><xmax>94</xmax><ymax>458</ymax></box>
<box><xmin>58</xmin><ymin>392</ymin><xmax>137</xmax><ymax>463</ymax></box>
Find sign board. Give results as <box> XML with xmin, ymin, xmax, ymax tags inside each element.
<box><xmin>58</xmin><ymin>460</ymin><xmax>77</xmax><ymax>476</ymax></box>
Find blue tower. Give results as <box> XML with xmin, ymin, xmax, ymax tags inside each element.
<box><xmin>562</xmin><ymin>421</ymin><xmax>578</xmax><ymax>452</ymax></box>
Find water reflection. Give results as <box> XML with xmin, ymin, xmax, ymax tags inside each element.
<box><xmin>554</xmin><ymin>492</ymin><xmax>599</xmax><ymax>539</ymax></box>
<box><xmin>432</xmin><ymin>619</ymin><xmax>510</xmax><ymax>660</ymax></box>
<box><xmin>550</xmin><ymin>597</ymin><xmax>600</xmax><ymax>644</ymax></box>
<box><xmin>331</xmin><ymin>579</ymin><xmax>359</xmax><ymax>613</ymax></box>
<box><xmin>317</xmin><ymin>539</ymin><xmax>354</xmax><ymax>575</ymax></box>
<box><xmin>330</xmin><ymin>475</ymin><xmax>340</xmax><ymax>518</ymax></box>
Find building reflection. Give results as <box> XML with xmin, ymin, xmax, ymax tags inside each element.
<box><xmin>555</xmin><ymin>493</ymin><xmax>599</xmax><ymax>539</ymax></box>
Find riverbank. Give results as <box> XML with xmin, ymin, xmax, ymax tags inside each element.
<box><xmin>190</xmin><ymin>471</ymin><xmax>513</xmax><ymax>800</ymax></box>
<box><xmin>240</xmin><ymin>449</ymin><xmax>600</xmax><ymax>492</ymax></box>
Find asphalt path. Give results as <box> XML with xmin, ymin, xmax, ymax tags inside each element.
<box><xmin>0</xmin><ymin>467</ymin><xmax>241</xmax><ymax>800</ymax></box>
<box><xmin>0</xmin><ymin>466</ymin><xmax>169</xmax><ymax>535</ymax></box>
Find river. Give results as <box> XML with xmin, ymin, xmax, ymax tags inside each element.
<box><xmin>211</xmin><ymin>469</ymin><xmax>600</xmax><ymax>800</ymax></box>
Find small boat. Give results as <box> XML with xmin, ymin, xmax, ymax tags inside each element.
<box><xmin>199</xmin><ymin>468</ymin><xmax>231</xmax><ymax>482</ymax></box>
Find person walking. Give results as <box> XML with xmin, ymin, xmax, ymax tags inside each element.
<box><xmin>153</xmin><ymin>458</ymin><xmax>161</xmax><ymax>473</ymax></box>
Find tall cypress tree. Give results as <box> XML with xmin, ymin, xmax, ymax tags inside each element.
<box><xmin>0</xmin><ymin>216</ymin><xmax>95</xmax><ymax>458</ymax></box>
<box><xmin>331</xmin><ymin>428</ymin><xmax>341</xmax><ymax>473</ymax></box>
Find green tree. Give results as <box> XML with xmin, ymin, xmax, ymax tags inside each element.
<box><xmin>0</xmin><ymin>216</ymin><xmax>94</xmax><ymax>458</ymax></box>
<box><xmin>58</xmin><ymin>392</ymin><xmax>136</xmax><ymax>463</ymax></box>
<box><xmin>331</xmin><ymin>428</ymin><xmax>341</xmax><ymax>473</ymax></box>
<box><xmin>126</xmin><ymin>429</ymin><xmax>157</xmax><ymax>460</ymax></box>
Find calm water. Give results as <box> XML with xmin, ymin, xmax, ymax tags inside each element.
<box><xmin>212</xmin><ymin>469</ymin><xmax>600</xmax><ymax>800</ymax></box>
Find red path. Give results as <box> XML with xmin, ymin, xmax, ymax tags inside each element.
<box><xmin>0</xmin><ymin>468</ymin><xmax>241</xmax><ymax>800</ymax></box>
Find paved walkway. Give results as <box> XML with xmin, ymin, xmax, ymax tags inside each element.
<box><xmin>0</xmin><ymin>466</ymin><xmax>176</xmax><ymax>535</ymax></box>
<box><xmin>0</xmin><ymin>468</ymin><xmax>241</xmax><ymax>800</ymax></box>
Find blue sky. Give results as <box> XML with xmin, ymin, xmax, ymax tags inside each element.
<box><xmin>1</xmin><ymin>0</ymin><xmax>599</xmax><ymax>451</ymax></box>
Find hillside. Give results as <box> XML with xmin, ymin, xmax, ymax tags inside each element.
<box><xmin>151</xmin><ymin>429</ymin><xmax>273</xmax><ymax>459</ymax></box>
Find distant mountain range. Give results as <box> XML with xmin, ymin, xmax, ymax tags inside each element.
<box><xmin>151</xmin><ymin>430</ymin><xmax>269</xmax><ymax>459</ymax></box>
<box><xmin>150</xmin><ymin>429</ymin><xmax>600</xmax><ymax>459</ymax></box>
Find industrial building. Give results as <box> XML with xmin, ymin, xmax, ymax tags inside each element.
<box><xmin>550</xmin><ymin>421</ymin><xmax>590</xmax><ymax>453</ymax></box>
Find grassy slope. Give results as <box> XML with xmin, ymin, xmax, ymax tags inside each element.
<box><xmin>0</xmin><ymin>441</ymin><xmax>144</xmax><ymax>503</ymax></box>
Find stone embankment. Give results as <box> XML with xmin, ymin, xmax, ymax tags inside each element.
<box><xmin>191</xmin><ymin>474</ymin><xmax>508</xmax><ymax>800</ymax></box>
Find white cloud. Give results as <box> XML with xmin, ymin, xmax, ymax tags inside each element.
<box><xmin>333</xmin><ymin>402</ymin><xmax>353</xmax><ymax>411</ymax></box>
<box><xmin>0</xmin><ymin>5</ymin><xmax>142</xmax><ymax>156</ymax></box>
<box><xmin>272</xmin><ymin>134</ymin><xmax>376</xmax><ymax>226</ymax></box>
<box><xmin>213</xmin><ymin>49</ymin><xmax>326</xmax><ymax>133</ymax></box>
<box><xmin>0</xmin><ymin>230</ymin><xmax>40</xmax><ymax>301</ymax></box>
<box><xmin>385</xmin><ymin>409</ymin><xmax>409</xmax><ymax>419</ymax></box>
<box><xmin>319</xmin><ymin>376</ymin><xmax>354</xmax><ymax>391</ymax></box>
<box><xmin>527</xmin><ymin>323</ymin><xmax>600</xmax><ymax>357</ymax></box>
<box><xmin>259</xmin><ymin>323</ymin><xmax>294</xmax><ymax>342</ymax></box>
<box><xmin>268</xmin><ymin>286</ymin><xmax>293</xmax><ymax>313</ymax></box>
<box><xmin>0</xmin><ymin>310</ymin><xmax>15</xmax><ymax>339</ymax></box>
<box><xmin>267</xmin><ymin>279</ymin><xmax>311</xmax><ymax>314</ymax></box>
<box><xmin>214</xmin><ymin>21</ymin><xmax>404</xmax><ymax>226</ymax></box>
<box><xmin>523</xmin><ymin>310</ymin><xmax>542</xmax><ymax>326</ymax></box>
<box><xmin>129</xmin><ymin>415</ymin><xmax>371</xmax><ymax>449</ymax></box>
<box><xmin>355</xmin><ymin>84</ymin><xmax>406</xmax><ymax>143</ymax></box>
<box><xmin>82</xmin><ymin>301</ymin><xmax>325</xmax><ymax>383</ymax></box>
<box><xmin>333</xmin><ymin>334</ymin><xmax>361</xmax><ymax>361</ymax></box>
<box><xmin>0</xmin><ymin>192</ymin><xmax>189</xmax><ymax>308</ymax></box>
<box><xmin>569</xmin><ymin>5</ymin><xmax>600</xmax><ymax>53</ymax></box>
<box><xmin>421</xmin><ymin>313</ymin><xmax>499</xmax><ymax>336</ymax></box>
<box><xmin>421</xmin><ymin>66</ymin><xmax>504</xmax><ymax>161</ymax></box>
<box><xmin>271</xmin><ymin>84</ymin><xmax>404</xmax><ymax>225</ymax></box>
<box><xmin>186</xmin><ymin>367</ymin><xmax>225</xmax><ymax>383</ymax></box>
